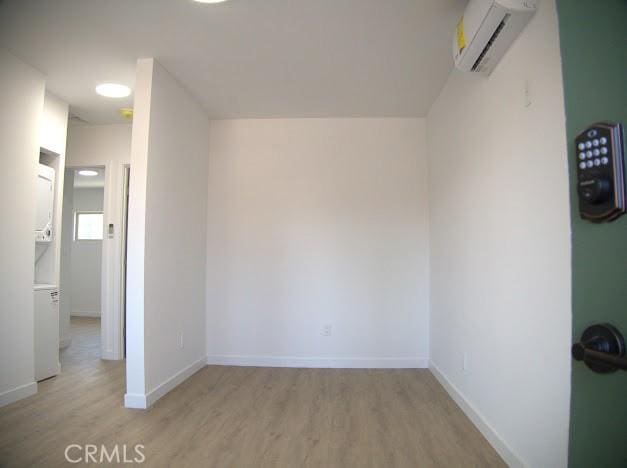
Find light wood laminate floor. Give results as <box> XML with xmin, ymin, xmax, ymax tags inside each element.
<box><xmin>0</xmin><ymin>317</ymin><xmax>505</xmax><ymax>467</ymax></box>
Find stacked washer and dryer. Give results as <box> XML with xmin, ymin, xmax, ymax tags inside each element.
<box><xmin>34</xmin><ymin>163</ymin><xmax>60</xmax><ymax>381</ymax></box>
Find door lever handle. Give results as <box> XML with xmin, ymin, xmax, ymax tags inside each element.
<box><xmin>571</xmin><ymin>323</ymin><xmax>627</xmax><ymax>374</ymax></box>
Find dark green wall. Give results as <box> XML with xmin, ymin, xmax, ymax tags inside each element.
<box><xmin>556</xmin><ymin>1</ymin><xmax>627</xmax><ymax>466</ymax></box>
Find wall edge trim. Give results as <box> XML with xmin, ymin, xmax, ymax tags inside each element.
<box><xmin>0</xmin><ymin>381</ymin><xmax>37</xmax><ymax>408</ymax></box>
<box><xmin>125</xmin><ymin>357</ymin><xmax>207</xmax><ymax>409</ymax></box>
<box><xmin>70</xmin><ymin>311</ymin><xmax>101</xmax><ymax>318</ymax></box>
<box><xmin>429</xmin><ymin>360</ymin><xmax>526</xmax><ymax>468</ymax></box>
<box><xmin>207</xmin><ymin>355</ymin><xmax>428</xmax><ymax>369</ymax></box>
<box><xmin>123</xmin><ymin>393</ymin><xmax>147</xmax><ymax>409</ymax></box>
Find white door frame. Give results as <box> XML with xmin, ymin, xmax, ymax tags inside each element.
<box><xmin>101</xmin><ymin>161</ymin><xmax>129</xmax><ymax>360</ymax></box>
<box><xmin>119</xmin><ymin>165</ymin><xmax>130</xmax><ymax>358</ymax></box>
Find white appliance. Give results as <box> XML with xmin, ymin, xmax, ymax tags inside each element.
<box><xmin>35</xmin><ymin>163</ymin><xmax>55</xmax><ymax>243</ymax></box>
<box><xmin>453</xmin><ymin>0</ymin><xmax>537</xmax><ymax>74</ymax></box>
<box><xmin>34</xmin><ymin>284</ymin><xmax>60</xmax><ymax>381</ymax></box>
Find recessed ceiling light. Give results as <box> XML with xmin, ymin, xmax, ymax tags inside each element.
<box><xmin>95</xmin><ymin>83</ymin><xmax>131</xmax><ymax>98</ymax></box>
<box><xmin>78</xmin><ymin>170</ymin><xmax>99</xmax><ymax>177</ymax></box>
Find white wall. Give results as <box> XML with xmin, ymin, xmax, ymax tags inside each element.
<box><xmin>66</xmin><ymin>124</ymin><xmax>131</xmax><ymax>167</ymax></box>
<box><xmin>70</xmin><ymin>187</ymin><xmax>104</xmax><ymax>317</ymax></box>
<box><xmin>0</xmin><ymin>49</ymin><xmax>45</xmax><ymax>407</ymax></box>
<box><xmin>206</xmin><ymin>118</ymin><xmax>430</xmax><ymax>367</ymax></box>
<box><xmin>426</xmin><ymin>1</ymin><xmax>571</xmax><ymax>467</ymax></box>
<box><xmin>65</xmin><ymin>124</ymin><xmax>131</xmax><ymax>358</ymax></box>
<box><xmin>41</xmin><ymin>91</ymin><xmax>69</xmax><ymax>156</ymax></box>
<box><xmin>125</xmin><ymin>59</ymin><xmax>209</xmax><ymax>408</ymax></box>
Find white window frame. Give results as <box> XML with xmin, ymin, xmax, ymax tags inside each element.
<box><xmin>74</xmin><ymin>210</ymin><xmax>104</xmax><ymax>241</ymax></box>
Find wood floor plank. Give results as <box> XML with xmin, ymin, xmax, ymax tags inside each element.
<box><xmin>0</xmin><ymin>317</ymin><xmax>506</xmax><ymax>467</ymax></box>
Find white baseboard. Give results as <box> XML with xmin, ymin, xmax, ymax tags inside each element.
<box><xmin>206</xmin><ymin>355</ymin><xmax>428</xmax><ymax>369</ymax></box>
<box><xmin>124</xmin><ymin>357</ymin><xmax>206</xmax><ymax>410</ymax></box>
<box><xmin>124</xmin><ymin>393</ymin><xmax>147</xmax><ymax>409</ymax></box>
<box><xmin>71</xmin><ymin>310</ymin><xmax>101</xmax><ymax>318</ymax></box>
<box><xmin>0</xmin><ymin>381</ymin><xmax>37</xmax><ymax>408</ymax></box>
<box><xmin>429</xmin><ymin>361</ymin><xmax>524</xmax><ymax>468</ymax></box>
<box><xmin>101</xmin><ymin>348</ymin><xmax>122</xmax><ymax>361</ymax></box>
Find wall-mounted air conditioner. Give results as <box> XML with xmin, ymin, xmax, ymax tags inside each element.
<box><xmin>453</xmin><ymin>0</ymin><xmax>537</xmax><ymax>74</ymax></box>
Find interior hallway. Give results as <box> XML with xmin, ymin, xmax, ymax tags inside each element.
<box><xmin>62</xmin><ymin>316</ymin><xmax>102</xmax><ymax>366</ymax></box>
<box><xmin>0</xmin><ymin>318</ymin><xmax>505</xmax><ymax>467</ymax></box>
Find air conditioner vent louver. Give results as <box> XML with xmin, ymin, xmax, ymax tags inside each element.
<box><xmin>69</xmin><ymin>113</ymin><xmax>90</xmax><ymax>125</ymax></box>
<box><xmin>471</xmin><ymin>14</ymin><xmax>510</xmax><ymax>72</ymax></box>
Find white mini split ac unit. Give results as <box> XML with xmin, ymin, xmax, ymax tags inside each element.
<box><xmin>453</xmin><ymin>0</ymin><xmax>537</xmax><ymax>74</ymax></box>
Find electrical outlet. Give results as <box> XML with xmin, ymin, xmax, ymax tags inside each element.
<box><xmin>177</xmin><ymin>332</ymin><xmax>184</xmax><ymax>349</ymax></box>
<box><xmin>322</xmin><ymin>324</ymin><xmax>332</xmax><ymax>337</ymax></box>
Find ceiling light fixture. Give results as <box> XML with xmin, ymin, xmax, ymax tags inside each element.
<box><xmin>78</xmin><ymin>170</ymin><xmax>99</xmax><ymax>177</ymax></box>
<box><xmin>95</xmin><ymin>83</ymin><xmax>131</xmax><ymax>98</ymax></box>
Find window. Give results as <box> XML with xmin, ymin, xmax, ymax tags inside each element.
<box><xmin>74</xmin><ymin>212</ymin><xmax>104</xmax><ymax>240</ymax></box>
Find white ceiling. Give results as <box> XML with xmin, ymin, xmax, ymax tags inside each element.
<box><xmin>0</xmin><ymin>0</ymin><xmax>466</xmax><ymax>124</ymax></box>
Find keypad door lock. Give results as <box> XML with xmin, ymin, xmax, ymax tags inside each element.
<box><xmin>575</xmin><ymin>122</ymin><xmax>625</xmax><ymax>222</ymax></box>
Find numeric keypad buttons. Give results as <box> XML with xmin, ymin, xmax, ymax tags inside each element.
<box><xmin>576</xmin><ymin>129</ymin><xmax>614</xmax><ymax>172</ymax></box>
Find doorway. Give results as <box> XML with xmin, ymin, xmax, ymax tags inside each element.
<box><xmin>59</xmin><ymin>162</ymin><xmax>130</xmax><ymax>363</ymax></box>
<box><xmin>59</xmin><ymin>167</ymin><xmax>105</xmax><ymax>360</ymax></box>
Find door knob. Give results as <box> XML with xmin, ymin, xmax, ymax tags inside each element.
<box><xmin>572</xmin><ymin>323</ymin><xmax>627</xmax><ymax>374</ymax></box>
